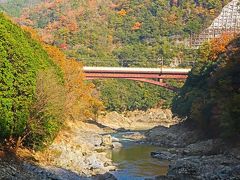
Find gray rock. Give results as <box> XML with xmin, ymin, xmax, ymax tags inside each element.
<box><xmin>111</xmin><ymin>137</ymin><xmax>119</xmax><ymax>142</ymax></box>
<box><xmin>167</xmin><ymin>158</ymin><xmax>201</xmax><ymax>180</ymax></box>
<box><xmin>145</xmin><ymin>123</ymin><xmax>200</xmax><ymax>148</ymax></box>
<box><xmin>101</xmin><ymin>135</ymin><xmax>112</xmax><ymax>147</ymax></box>
<box><xmin>93</xmin><ymin>172</ymin><xmax>117</xmax><ymax>180</ymax></box>
<box><xmin>231</xmin><ymin>165</ymin><xmax>240</xmax><ymax>178</ymax></box>
<box><xmin>0</xmin><ymin>159</ymin><xmax>88</xmax><ymax>180</ymax></box>
<box><xmin>154</xmin><ymin>176</ymin><xmax>174</xmax><ymax>180</ymax></box>
<box><xmin>112</xmin><ymin>142</ymin><xmax>122</xmax><ymax>149</ymax></box>
<box><xmin>184</xmin><ymin>139</ymin><xmax>224</xmax><ymax>156</ymax></box>
<box><xmin>151</xmin><ymin>151</ymin><xmax>177</xmax><ymax>160</ymax></box>
<box><xmin>165</xmin><ymin>154</ymin><xmax>240</xmax><ymax>180</ymax></box>
<box><xmin>92</xmin><ymin>135</ymin><xmax>103</xmax><ymax>147</ymax></box>
<box><xmin>87</xmin><ymin>155</ymin><xmax>104</xmax><ymax>169</ymax></box>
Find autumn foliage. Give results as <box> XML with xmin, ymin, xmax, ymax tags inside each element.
<box><xmin>117</xmin><ymin>9</ymin><xmax>127</xmax><ymax>16</ymax></box>
<box><xmin>44</xmin><ymin>45</ymin><xmax>103</xmax><ymax>120</ymax></box>
<box><xmin>132</xmin><ymin>22</ymin><xmax>142</xmax><ymax>30</ymax></box>
<box><xmin>0</xmin><ymin>14</ymin><xmax>67</xmax><ymax>151</ymax></box>
<box><xmin>173</xmin><ymin>35</ymin><xmax>240</xmax><ymax>138</ymax></box>
<box><xmin>209</xmin><ymin>32</ymin><xmax>235</xmax><ymax>60</ymax></box>
<box><xmin>1</xmin><ymin>0</ymin><xmax>234</xmax><ymax>114</ymax></box>
<box><xmin>199</xmin><ymin>32</ymin><xmax>236</xmax><ymax>62</ymax></box>
<box><xmin>23</xmin><ymin>26</ymin><xmax>103</xmax><ymax>121</ymax></box>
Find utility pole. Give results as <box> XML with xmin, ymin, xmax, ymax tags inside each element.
<box><xmin>157</xmin><ymin>57</ymin><xmax>163</xmax><ymax>69</ymax></box>
<box><xmin>158</xmin><ymin>57</ymin><xmax>164</xmax><ymax>83</ymax></box>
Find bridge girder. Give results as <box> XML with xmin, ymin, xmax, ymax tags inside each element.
<box><xmin>83</xmin><ymin>67</ymin><xmax>190</xmax><ymax>91</ymax></box>
<box><xmin>84</xmin><ymin>73</ymin><xmax>188</xmax><ymax>79</ymax></box>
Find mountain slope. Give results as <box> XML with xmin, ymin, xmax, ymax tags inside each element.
<box><xmin>12</xmin><ymin>0</ymin><xmax>231</xmax><ymax>66</ymax></box>
<box><xmin>172</xmin><ymin>34</ymin><xmax>240</xmax><ymax>138</ymax></box>
<box><xmin>0</xmin><ymin>0</ymin><xmax>41</xmax><ymax>17</ymax></box>
<box><xmin>0</xmin><ymin>12</ymin><xmax>102</xmax><ymax>150</ymax></box>
<box><xmin>3</xmin><ymin>0</ymin><xmax>233</xmax><ymax>112</ymax></box>
<box><xmin>0</xmin><ymin>13</ymin><xmax>64</xmax><ymax>148</ymax></box>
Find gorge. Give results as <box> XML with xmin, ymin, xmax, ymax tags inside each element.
<box><xmin>0</xmin><ymin>0</ymin><xmax>239</xmax><ymax>179</ymax></box>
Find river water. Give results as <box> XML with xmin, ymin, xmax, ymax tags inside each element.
<box><xmin>107</xmin><ymin>132</ymin><xmax>169</xmax><ymax>180</ymax></box>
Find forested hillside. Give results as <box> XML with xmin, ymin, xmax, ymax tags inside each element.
<box><xmin>172</xmin><ymin>34</ymin><xmax>240</xmax><ymax>138</ymax></box>
<box><xmin>0</xmin><ymin>2</ymin><xmax>239</xmax><ymax>179</ymax></box>
<box><xmin>0</xmin><ymin>13</ymin><xmax>63</xmax><ymax>150</ymax></box>
<box><xmin>0</xmin><ymin>0</ymin><xmax>40</xmax><ymax>17</ymax></box>
<box><xmin>14</xmin><ymin>0</ymin><xmax>231</xmax><ymax>66</ymax></box>
<box><xmin>0</xmin><ymin>0</ymin><xmax>232</xmax><ymax>112</ymax></box>
<box><xmin>0</xmin><ymin>13</ymin><xmax>101</xmax><ymax>151</ymax></box>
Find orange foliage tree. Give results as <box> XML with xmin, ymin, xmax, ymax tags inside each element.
<box><xmin>199</xmin><ymin>32</ymin><xmax>235</xmax><ymax>61</ymax></box>
<box><xmin>117</xmin><ymin>9</ymin><xmax>127</xmax><ymax>16</ymax></box>
<box><xmin>209</xmin><ymin>32</ymin><xmax>235</xmax><ymax>61</ymax></box>
<box><xmin>132</xmin><ymin>22</ymin><xmax>142</xmax><ymax>30</ymax></box>
<box><xmin>23</xmin><ymin>26</ymin><xmax>103</xmax><ymax>121</ymax></box>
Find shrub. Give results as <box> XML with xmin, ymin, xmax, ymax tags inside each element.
<box><xmin>26</xmin><ymin>70</ymin><xmax>65</xmax><ymax>149</ymax></box>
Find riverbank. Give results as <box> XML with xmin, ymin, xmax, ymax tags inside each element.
<box><xmin>0</xmin><ymin>108</ymin><xmax>175</xmax><ymax>179</ymax></box>
<box><xmin>1</xmin><ymin>108</ymin><xmax>239</xmax><ymax>179</ymax></box>
<box><xmin>97</xmin><ymin>108</ymin><xmax>180</xmax><ymax>131</ymax></box>
<box><xmin>0</xmin><ymin>119</ymin><xmax>117</xmax><ymax>179</ymax></box>
<box><xmin>0</xmin><ymin>155</ymin><xmax>118</xmax><ymax>180</ymax></box>
<box><xmin>37</xmin><ymin>108</ymin><xmax>178</xmax><ymax>178</ymax></box>
<box><xmin>33</xmin><ymin>120</ymin><xmax>117</xmax><ymax>178</ymax></box>
<box><xmin>145</xmin><ymin>123</ymin><xmax>240</xmax><ymax>179</ymax></box>
<box><xmin>0</xmin><ymin>155</ymin><xmax>89</xmax><ymax>180</ymax></box>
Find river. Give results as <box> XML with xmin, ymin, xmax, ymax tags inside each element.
<box><xmin>107</xmin><ymin>132</ymin><xmax>169</xmax><ymax>180</ymax></box>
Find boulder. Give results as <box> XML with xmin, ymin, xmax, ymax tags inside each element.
<box><xmin>167</xmin><ymin>158</ymin><xmax>201</xmax><ymax>180</ymax></box>
<box><xmin>102</xmin><ymin>135</ymin><xmax>112</xmax><ymax>147</ymax></box>
<box><xmin>112</xmin><ymin>142</ymin><xmax>122</xmax><ymax>149</ymax></box>
<box><xmin>93</xmin><ymin>172</ymin><xmax>117</xmax><ymax>180</ymax></box>
<box><xmin>86</xmin><ymin>154</ymin><xmax>104</xmax><ymax>169</ymax></box>
<box><xmin>92</xmin><ymin>135</ymin><xmax>103</xmax><ymax>147</ymax></box>
<box><xmin>111</xmin><ymin>137</ymin><xmax>120</xmax><ymax>142</ymax></box>
<box><xmin>151</xmin><ymin>151</ymin><xmax>176</xmax><ymax>160</ymax></box>
<box><xmin>122</xmin><ymin>132</ymin><xmax>145</xmax><ymax>141</ymax></box>
<box><xmin>183</xmin><ymin>139</ymin><xmax>224</xmax><ymax>156</ymax></box>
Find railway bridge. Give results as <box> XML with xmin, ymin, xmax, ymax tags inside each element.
<box><xmin>83</xmin><ymin>67</ymin><xmax>191</xmax><ymax>91</ymax></box>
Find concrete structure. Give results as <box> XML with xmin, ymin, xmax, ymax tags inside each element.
<box><xmin>191</xmin><ymin>0</ymin><xmax>240</xmax><ymax>47</ymax></box>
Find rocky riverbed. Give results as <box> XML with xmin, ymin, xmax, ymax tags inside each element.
<box><xmin>0</xmin><ymin>119</ymin><xmax>117</xmax><ymax>180</ymax></box>
<box><xmin>0</xmin><ymin>156</ymin><xmax>117</xmax><ymax>180</ymax></box>
<box><xmin>0</xmin><ymin>108</ymin><xmax>175</xmax><ymax>179</ymax></box>
<box><xmin>33</xmin><ymin>120</ymin><xmax>117</xmax><ymax>178</ymax></box>
<box><xmin>0</xmin><ymin>108</ymin><xmax>239</xmax><ymax>179</ymax></box>
<box><xmin>145</xmin><ymin>123</ymin><xmax>240</xmax><ymax>179</ymax></box>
